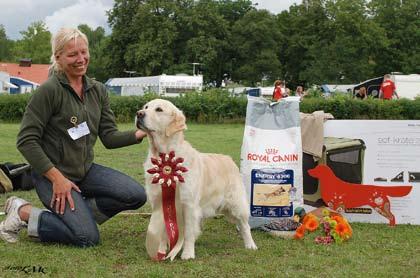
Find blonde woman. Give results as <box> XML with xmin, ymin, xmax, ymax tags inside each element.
<box><xmin>0</xmin><ymin>28</ymin><xmax>147</xmax><ymax>246</ymax></box>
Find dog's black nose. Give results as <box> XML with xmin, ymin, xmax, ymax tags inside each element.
<box><xmin>136</xmin><ymin>110</ymin><xmax>145</xmax><ymax>118</ymax></box>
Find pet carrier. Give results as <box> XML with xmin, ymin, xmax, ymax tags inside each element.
<box><xmin>303</xmin><ymin>137</ymin><xmax>366</xmax><ymax>207</ymax></box>
<box><xmin>0</xmin><ymin>163</ymin><xmax>34</xmax><ymax>191</ymax></box>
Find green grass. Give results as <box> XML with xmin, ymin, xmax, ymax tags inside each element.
<box><xmin>1</xmin><ymin>122</ymin><xmax>420</xmax><ymax>277</ymax></box>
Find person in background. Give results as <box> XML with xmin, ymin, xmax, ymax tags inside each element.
<box><xmin>0</xmin><ymin>28</ymin><xmax>147</xmax><ymax>246</ymax></box>
<box><xmin>272</xmin><ymin>80</ymin><xmax>287</xmax><ymax>101</ymax></box>
<box><xmin>379</xmin><ymin>74</ymin><xmax>399</xmax><ymax>100</ymax></box>
<box><xmin>354</xmin><ymin>86</ymin><xmax>368</xmax><ymax>100</ymax></box>
<box><xmin>295</xmin><ymin>86</ymin><xmax>306</xmax><ymax>99</ymax></box>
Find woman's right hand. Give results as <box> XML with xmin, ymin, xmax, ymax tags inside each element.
<box><xmin>44</xmin><ymin>167</ymin><xmax>81</xmax><ymax>214</ymax></box>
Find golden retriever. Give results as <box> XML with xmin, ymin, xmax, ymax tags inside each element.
<box><xmin>136</xmin><ymin>99</ymin><xmax>257</xmax><ymax>260</ymax></box>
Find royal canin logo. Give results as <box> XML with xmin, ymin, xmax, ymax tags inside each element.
<box><xmin>265</xmin><ymin>148</ymin><xmax>278</xmax><ymax>155</ymax></box>
<box><xmin>247</xmin><ymin>152</ymin><xmax>298</xmax><ymax>163</ymax></box>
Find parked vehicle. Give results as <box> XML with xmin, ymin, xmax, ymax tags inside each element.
<box><xmin>353</xmin><ymin>74</ymin><xmax>420</xmax><ymax>99</ymax></box>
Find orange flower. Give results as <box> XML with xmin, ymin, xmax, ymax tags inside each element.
<box><xmin>302</xmin><ymin>213</ymin><xmax>318</xmax><ymax>225</ymax></box>
<box><xmin>335</xmin><ymin>222</ymin><xmax>350</xmax><ymax>237</ymax></box>
<box><xmin>331</xmin><ymin>215</ymin><xmax>344</xmax><ymax>225</ymax></box>
<box><xmin>304</xmin><ymin>218</ymin><xmax>319</xmax><ymax>232</ymax></box>
<box><xmin>294</xmin><ymin>225</ymin><xmax>306</xmax><ymax>239</ymax></box>
<box><xmin>343</xmin><ymin>220</ymin><xmax>353</xmax><ymax>237</ymax></box>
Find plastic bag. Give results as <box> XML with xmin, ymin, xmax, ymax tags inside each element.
<box><xmin>240</xmin><ymin>97</ymin><xmax>303</xmax><ymax>230</ymax></box>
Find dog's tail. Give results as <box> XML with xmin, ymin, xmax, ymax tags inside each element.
<box><xmin>379</xmin><ymin>185</ymin><xmax>412</xmax><ymax>197</ymax></box>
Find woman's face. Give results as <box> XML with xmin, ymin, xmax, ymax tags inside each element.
<box><xmin>57</xmin><ymin>38</ymin><xmax>89</xmax><ymax>80</ymax></box>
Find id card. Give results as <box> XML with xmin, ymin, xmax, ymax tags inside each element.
<box><xmin>67</xmin><ymin>121</ymin><xmax>90</xmax><ymax>140</ymax></box>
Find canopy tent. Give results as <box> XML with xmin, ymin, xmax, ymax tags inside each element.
<box><xmin>105</xmin><ymin>74</ymin><xmax>203</xmax><ymax>96</ymax></box>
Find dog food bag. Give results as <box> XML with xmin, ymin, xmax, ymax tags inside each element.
<box><xmin>240</xmin><ymin>96</ymin><xmax>303</xmax><ymax>230</ymax></box>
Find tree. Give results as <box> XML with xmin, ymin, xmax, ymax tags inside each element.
<box><xmin>299</xmin><ymin>0</ymin><xmax>388</xmax><ymax>84</ymax></box>
<box><xmin>12</xmin><ymin>21</ymin><xmax>51</xmax><ymax>64</ymax></box>
<box><xmin>175</xmin><ymin>0</ymin><xmax>233</xmax><ymax>84</ymax></box>
<box><xmin>78</xmin><ymin>24</ymin><xmax>109</xmax><ymax>81</ymax></box>
<box><xmin>277</xmin><ymin>1</ymin><xmax>333</xmax><ymax>87</ymax></box>
<box><xmin>107</xmin><ymin>0</ymin><xmax>180</xmax><ymax>77</ymax></box>
<box><xmin>0</xmin><ymin>25</ymin><xmax>13</xmax><ymax>62</ymax></box>
<box><xmin>107</xmin><ymin>0</ymin><xmax>145</xmax><ymax>77</ymax></box>
<box><xmin>369</xmin><ymin>0</ymin><xmax>420</xmax><ymax>74</ymax></box>
<box><xmin>231</xmin><ymin>10</ymin><xmax>282</xmax><ymax>85</ymax></box>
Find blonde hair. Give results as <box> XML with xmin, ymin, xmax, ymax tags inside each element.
<box><xmin>50</xmin><ymin>28</ymin><xmax>89</xmax><ymax>73</ymax></box>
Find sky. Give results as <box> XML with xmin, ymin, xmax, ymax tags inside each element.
<box><xmin>0</xmin><ymin>0</ymin><xmax>302</xmax><ymax>40</ymax></box>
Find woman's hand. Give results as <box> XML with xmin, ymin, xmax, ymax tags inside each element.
<box><xmin>44</xmin><ymin>167</ymin><xmax>81</xmax><ymax>214</ymax></box>
<box><xmin>135</xmin><ymin>129</ymin><xmax>147</xmax><ymax>142</ymax></box>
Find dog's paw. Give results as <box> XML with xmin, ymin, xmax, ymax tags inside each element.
<box><xmin>181</xmin><ymin>250</ymin><xmax>195</xmax><ymax>260</ymax></box>
<box><xmin>245</xmin><ymin>241</ymin><xmax>258</xmax><ymax>250</ymax></box>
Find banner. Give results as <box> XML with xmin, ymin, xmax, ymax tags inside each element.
<box><xmin>304</xmin><ymin>120</ymin><xmax>420</xmax><ymax>225</ymax></box>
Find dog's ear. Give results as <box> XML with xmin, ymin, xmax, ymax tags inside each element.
<box><xmin>165</xmin><ymin>110</ymin><xmax>187</xmax><ymax>137</ymax></box>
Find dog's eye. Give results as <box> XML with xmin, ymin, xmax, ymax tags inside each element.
<box><xmin>144</xmin><ymin>105</ymin><xmax>148</xmax><ymax>109</ymax></box>
<box><xmin>155</xmin><ymin>107</ymin><xmax>163</xmax><ymax>112</ymax></box>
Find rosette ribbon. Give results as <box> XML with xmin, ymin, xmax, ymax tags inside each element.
<box><xmin>147</xmin><ymin>151</ymin><xmax>188</xmax><ymax>260</ymax></box>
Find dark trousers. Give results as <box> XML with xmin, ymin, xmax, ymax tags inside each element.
<box><xmin>32</xmin><ymin>163</ymin><xmax>146</xmax><ymax>247</ymax></box>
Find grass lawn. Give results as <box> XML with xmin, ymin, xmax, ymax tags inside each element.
<box><xmin>0</xmin><ymin>122</ymin><xmax>419</xmax><ymax>277</ymax></box>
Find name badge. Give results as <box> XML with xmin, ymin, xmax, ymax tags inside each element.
<box><xmin>67</xmin><ymin>121</ymin><xmax>90</xmax><ymax>140</ymax></box>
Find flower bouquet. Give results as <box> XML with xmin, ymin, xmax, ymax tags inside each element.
<box><xmin>294</xmin><ymin>208</ymin><xmax>352</xmax><ymax>244</ymax></box>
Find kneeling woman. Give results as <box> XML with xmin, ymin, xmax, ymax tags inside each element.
<box><xmin>0</xmin><ymin>28</ymin><xmax>147</xmax><ymax>247</ymax></box>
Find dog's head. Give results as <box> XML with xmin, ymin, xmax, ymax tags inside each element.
<box><xmin>307</xmin><ymin>164</ymin><xmax>331</xmax><ymax>178</ymax></box>
<box><xmin>136</xmin><ymin>99</ymin><xmax>187</xmax><ymax>137</ymax></box>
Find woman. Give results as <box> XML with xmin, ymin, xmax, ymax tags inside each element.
<box><xmin>355</xmin><ymin>86</ymin><xmax>368</xmax><ymax>100</ymax></box>
<box><xmin>295</xmin><ymin>86</ymin><xmax>306</xmax><ymax>99</ymax></box>
<box><xmin>0</xmin><ymin>28</ymin><xmax>147</xmax><ymax>246</ymax></box>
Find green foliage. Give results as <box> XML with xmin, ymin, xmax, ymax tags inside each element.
<box><xmin>78</xmin><ymin>24</ymin><xmax>109</xmax><ymax>82</ymax></box>
<box><xmin>109</xmin><ymin>89</ymin><xmax>247</xmax><ymax>123</ymax></box>
<box><xmin>12</xmin><ymin>21</ymin><xmax>51</xmax><ymax>64</ymax></box>
<box><xmin>369</xmin><ymin>0</ymin><xmax>420</xmax><ymax>74</ymax></box>
<box><xmin>3</xmin><ymin>92</ymin><xmax>420</xmax><ymax>123</ymax></box>
<box><xmin>231</xmin><ymin>10</ymin><xmax>282</xmax><ymax>85</ymax></box>
<box><xmin>0</xmin><ymin>93</ymin><xmax>31</xmax><ymax>122</ymax></box>
<box><xmin>299</xmin><ymin>94</ymin><xmax>411</xmax><ymax>119</ymax></box>
<box><xmin>106</xmin><ymin>0</ymin><xmax>254</xmax><ymax>85</ymax></box>
<box><xmin>1</xmin><ymin>0</ymin><xmax>419</xmax><ymax>88</ymax></box>
<box><xmin>0</xmin><ymin>25</ymin><xmax>13</xmax><ymax>62</ymax></box>
<box><xmin>173</xmin><ymin>89</ymin><xmax>247</xmax><ymax>123</ymax></box>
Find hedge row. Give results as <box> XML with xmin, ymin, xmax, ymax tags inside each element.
<box><xmin>1</xmin><ymin>90</ymin><xmax>420</xmax><ymax>123</ymax></box>
<box><xmin>109</xmin><ymin>89</ymin><xmax>248</xmax><ymax>123</ymax></box>
<box><xmin>300</xmin><ymin>94</ymin><xmax>420</xmax><ymax>120</ymax></box>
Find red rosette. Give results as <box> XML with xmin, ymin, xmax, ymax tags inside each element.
<box><xmin>147</xmin><ymin>151</ymin><xmax>188</xmax><ymax>259</ymax></box>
